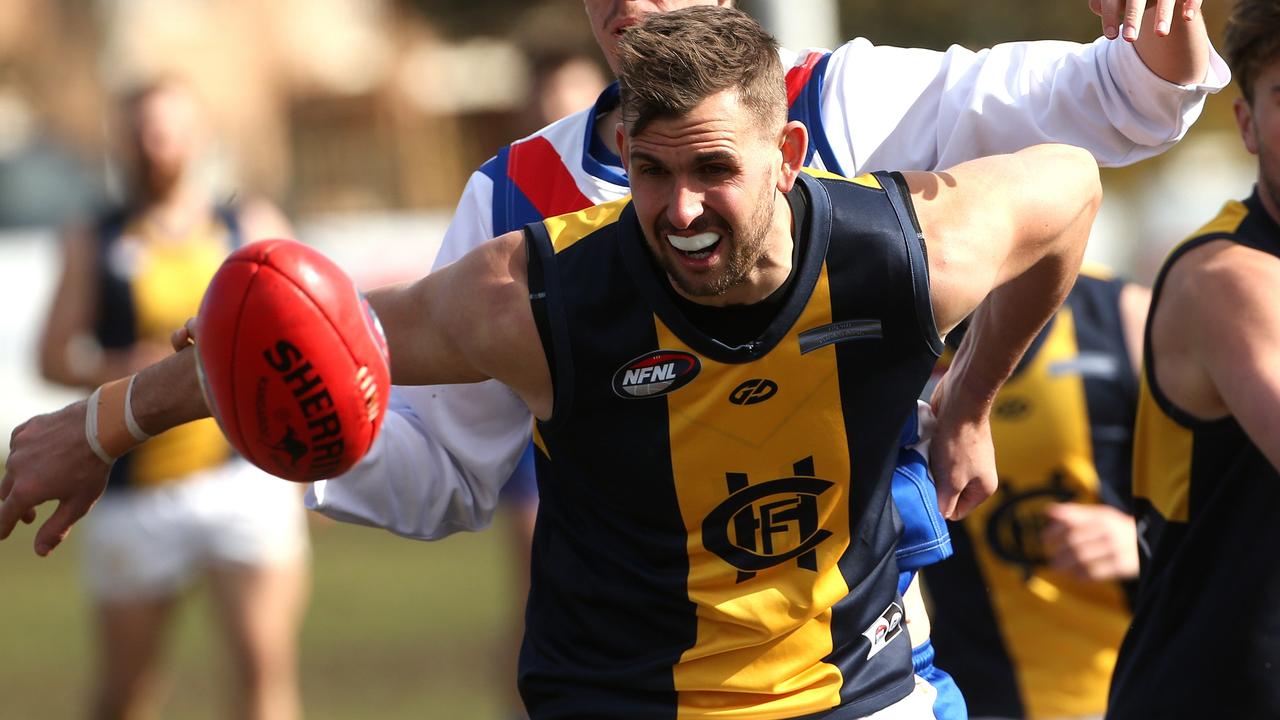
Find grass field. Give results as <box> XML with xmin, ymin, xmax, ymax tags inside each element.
<box><xmin>0</xmin><ymin>509</ymin><xmax>520</xmax><ymax>719</ymax></box>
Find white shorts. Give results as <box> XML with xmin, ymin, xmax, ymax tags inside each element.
<box><xmin>859</xmin><ymin>675</ymin><xmax>939</xmax><ymax>719</ymax></box>
<box><xmin>82</xmin><ymin>458</ymin><xmax>310</xmax><ymax>601</ymax></box>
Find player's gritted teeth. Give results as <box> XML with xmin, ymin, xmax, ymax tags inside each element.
<box><xmin>667</xmin><ymin>231</ymin><xmax>720</xmax><ymax>255</ymax></box>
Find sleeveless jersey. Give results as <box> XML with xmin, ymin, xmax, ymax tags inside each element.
<box><xmin>924</xmin><ymin>273</ymin><xmax>1136</xmax><ymax>718</ymax></box>
<box><xmin>1107</xmin><ymin>191</ymin><xmax>1280</xmax><ymax>718</ymax></box>
<box><xmin>519</xmin><ymin>170</ymin><xmax>941</xmax><ymax>719</ymax></box>
<box><xmin>96</xmin><ymin>206</ymin><xmax>240</xmax><ymax>489</ymax></box>
<box><xmin>483</xmin><ymin>49</ymin><xmax>953</xmax><ymax>585</ymax></box>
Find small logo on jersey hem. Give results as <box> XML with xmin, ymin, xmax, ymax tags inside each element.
<box><xmin>862</xmin><ymin>602</ymin><xmax>904</xmax><ymax>660</ymax></box>
<box><xmin>612</xmin><ymin>350</ymin><xmax>701</xmax><ymax>399</ymax></box>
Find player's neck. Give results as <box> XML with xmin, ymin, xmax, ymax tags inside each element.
<box><xmin>595</xmin><ymin>105</ymin><xmax>623</xmax><ymax>158</ymax></box>
<box><xmin>135</xmin><ymin>184</ymin><xmax>213</xmax><ymax>242</ymax></box>
<box><xmin>1256</xmin><ymin>174</ymin><xmax>1280</xmax><ymax>231</ymax></box>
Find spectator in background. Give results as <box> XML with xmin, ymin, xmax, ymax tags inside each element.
<box><xmin>923</xmin><ymin>270</ymin><xmax>1150</xmax><ymax>719</ymax></box>
<box><xmin>527</xmin><ymin>51</ymin><xmax>610</xmax><ymax>132</ymax></box>
<box><xmin>37</xmin><ymin>77</ymin><xmax>309</xmax><ymax>720</ymax></box>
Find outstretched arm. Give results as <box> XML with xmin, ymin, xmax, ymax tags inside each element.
<box><xmin>822</xmin><ymin>2</ymin><xmax>1223</xmax><ymax>175</ymax></box>
<box><xmin>904</xmin><ymin>144</ymin><xmax>1101</xmax><ymax>518</ymax></box>
<box><xmin>1</xmin><ymin>231</ymin><xmax>544</xmax><ymax>554</ymax></box>
<box><xmin>1</xmin><ymin>345</ymin><xmax>208</xmax><ymax>555</ymax></box>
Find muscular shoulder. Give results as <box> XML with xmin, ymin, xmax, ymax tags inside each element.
<box><xmin>1163</xmin><ymin>240</ymin><xmax>1280</xmax><ymax>326</ymax></box>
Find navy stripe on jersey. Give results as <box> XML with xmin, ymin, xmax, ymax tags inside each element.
<box><xmin>522</xmin><ymin>216</ymin><xmax>696</xmax><ymax>719</ymax></box>
<box><xmin>1067</xmin><ymin>275</ymin><xmax>1138</xmax><ymax>518</ymax></box>
<box><xmin>819</xmin><ymin>172</ymin><xmax>940</xmax><ymax>710</ymax></box>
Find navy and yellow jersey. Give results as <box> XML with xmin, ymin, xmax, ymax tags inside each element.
<box><xmin>1107</xmin><ymin>191</ymin><xmax>1280</xmax><ymax>718</ymax></box>
<box><xmin>519</xmin><ymin>170</ymin><xmax>942</xmax><ymax>719</ymax></box>
<box><xmin>924</xmin><ymin>272</ymin><xmax>1137</xmax><ymax>719</ymax></box>
<box><xmin>95</xmin><ymin>206</ymin><xmax>240</xmax><ymax>490</ymax></box>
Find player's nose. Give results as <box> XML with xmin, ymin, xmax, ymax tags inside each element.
<box><xmin>666</xmin><ymin>182</ymin><xmax>705</xmax><ymax>231</ymax></box>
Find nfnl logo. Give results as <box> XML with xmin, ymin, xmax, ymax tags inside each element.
<box><xmin>612</xmin><ymin>350</ymin><xmax>701</xmax><ymax>399</ymax></box>
<box><xmin>702</xmin><ymin>456</ymin><xmax>834</xmax><ymax>583</ymax></box>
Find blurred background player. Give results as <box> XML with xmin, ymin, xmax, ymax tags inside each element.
<box><xmin>37</xmin><ymin>77</ymin><xmax>309</xmax><ymax>720</ymax></box>
<box><xmin>1108</xmin><ymin>0</ymin><xmax>1280</xmax><ymax>714</ymax></box>
<box><xmin>922</xmin><ymin>270</ymin><xmax>1149</xmax><ymax>719</ymax></box>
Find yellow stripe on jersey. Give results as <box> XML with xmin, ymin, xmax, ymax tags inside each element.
<box><xmin>532</xmin><ymin>424</ymin><xmax>549</xmax><ymax>459</ymax></box>
<box><xmin>543</xmin><ymin>196</ymin><xmax>630</xmax><ymax>254</ymax></box>
<box><xmin>961</xmin><ymin>309</ymin><xmax>1131</xmax><ymax>718</ymax></box>
<box><xmin>124</xmin><ymin>217</ymin><xmax>233</xmax><ymax>486</ymax></box>
<box><xmin>802</xmin><ymin>167</ymin><xmax>881</xmax><ymax>189</ymax></box>
<box><xmin>665</xmin><ymin>266</ymin><xmax>851</xmax><ymax>719</ymax></box>
<box><xmin>1131</xmin><ymin>199</ymin><xmax>1250</xmax><ymax>524</ymax></box>
<box><xmin>1190</xmin><ymin>199</ymin><xmax>1248</xmax><ymax>239</ymax></box>
<box><xmin>1131</xmin><ymin>376</ymin><xmax>1193</xmax><ymax>524</ymax></box>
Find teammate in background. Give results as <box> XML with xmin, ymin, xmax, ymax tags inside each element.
<box><xmin>1107</xmin><ymin>1</ymin><xmax>1280</xmax><ymax>714</ymax></box>
<box><xmin>922</xmin><ymin>271</ymin><xmax>1150</xmax><ymax>719</ymax></box>
<box><xmin>4</xmin><ymin>10</ymin><xmax>1102</xmax><ymax>716</ymax></box>
<box><xmin>36</xmin><ymin>78</ymin><xmax>308</xmax><ymax>720</ymax></box>
<box><xmin>309</xmin><ymin>0</ymin><xmax>1220</xmax><ymax>716</ymax></box>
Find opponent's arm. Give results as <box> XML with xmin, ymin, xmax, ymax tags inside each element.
<box><xmin>823</xmin><ymin>3</ymin><xmax>1223</xmax><ymax>174</ymax></box>
<box><xmin>904</xmin><ymin>143</ymin><xmax>1100</xmax><ymax>518</ymax></box>
<box><xmin>1125</xmin><ymin>0</ymin><xmax>1209</xmax><ymax>84</ymax></box>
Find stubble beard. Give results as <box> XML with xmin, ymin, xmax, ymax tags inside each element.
<box><xmin>662</xmin><ymin>183</ymin><xmax>777</xmax><ymax>300</ymax></box>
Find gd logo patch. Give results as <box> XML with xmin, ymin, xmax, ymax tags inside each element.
<box><xmin>702</xmin><ymin>456</ymin><xmax>835</xmax><ymax>583</ymax></box>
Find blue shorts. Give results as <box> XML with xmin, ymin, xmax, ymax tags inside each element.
<box><xmin>914</xmin><ymin>638</ymin><xmax>968</xmax><ymax>720</ymax></box>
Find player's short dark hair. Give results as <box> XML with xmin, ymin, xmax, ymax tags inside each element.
<box><xmin>615</xmin><ymin>6</ymin><xmax>786</xmax><ymax>137</ymax></box>
<box><xmin>1225</xmin><ymin>0</ymin><xmax>1280</xmax><ymax>105</ymax></box>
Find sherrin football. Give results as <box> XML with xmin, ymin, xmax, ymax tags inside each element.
<box><xmin>195</xmin><ymin>239</ymin><xmax>391</xmax><ymax>482</ymax></box>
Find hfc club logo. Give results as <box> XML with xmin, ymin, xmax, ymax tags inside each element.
<box><xmin>702</xmin><ymin>456</ymin><xmax>834</xmax><ymax>583</ymax></box>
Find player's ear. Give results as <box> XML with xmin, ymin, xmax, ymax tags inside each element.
<box><xmin>1234</xmin><ymin>97</ymin><xmax>1260</xmax><ymax>156</ymax></box>
<box><xmin>777</xmin><ymin>120</ymin><xmax>807</xmax><ymax>192</ymax></box>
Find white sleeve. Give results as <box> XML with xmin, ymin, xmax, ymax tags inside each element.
<box><xmin>431</xmin><ymin>169</ymin><xmax>496</xmax><ymax>270</ymax></box>
<box><xmin>817</xmin><ymin>36</ymin><xmax>1229</xmax><ymax>173</ymax></box>
<box><xmin>307</xmin><ymin>381</ymin><xmax>533</xmax><ymax>540</ymax></box>
<box><xmin>306</xmin><ymin>167</ymin><xmax>537</xmax><ymax>539</ymax></box>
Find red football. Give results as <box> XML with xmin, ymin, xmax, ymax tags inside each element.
<box><xmin>195</xmin><ymin>239</ymin><xmax>391</xmax><ymax>482</ymax></box>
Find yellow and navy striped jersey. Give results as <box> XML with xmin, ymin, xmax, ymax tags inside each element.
<box><xmin>519</xmin><ymin>171</ymin><xmax>942</xmax><ymax>719</ymax></box>
<box><xmin>1107</xmin><ymin>191</ymin><xmax>1280</xmax><ymax>718</ymax></box>
<box><xmin>95</xmin><ymin>206</ymin><xmax>239</xmax><ymax>489</ymax></box>
<box><xmin>924</xmin><ymin>273</ymin><xmax>1136</xmax><ymax>718</ymax></box>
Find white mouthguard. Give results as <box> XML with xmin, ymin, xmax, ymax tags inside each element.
<box><xmin>667</xmin><ymin>232</ymin><xmax>720</xmax><ymax>252</ymax></box>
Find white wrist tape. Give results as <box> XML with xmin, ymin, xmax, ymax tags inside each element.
<box><xmin>84</xmin><ymin>375</ymin><xmax>148</xmax><ymax>465</ymax></box>
<box><xmin>84</xmin><ymin>386</ymin><xmax>113</xmax><ymax>465</ymax></box>
<box><xmin>123</xmin><ymin>375</ymin><xmax>152</xmax><ymax>443</ymax></box>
